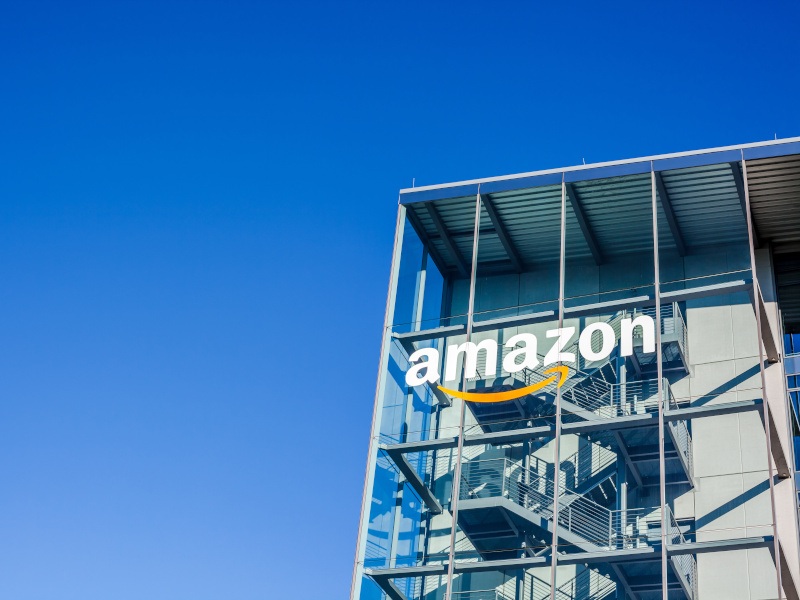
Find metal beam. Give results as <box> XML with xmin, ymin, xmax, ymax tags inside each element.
<box><xmin>471</xmin><ymin>309</ymin><xmax>556</xmax><ymax>333</ymax></box>
<box><xmin>654</xmin><ymin>171</ymin><xmax>687</xmax><ymax>256</ymax></box>
<box><xmin>380</xmin><ymin>399</ymin><xmax>765</xmax><ymax>457</ymax></box>
<box><xmin>365</xmin><ymin>535</ymin><xmax>775</xmax><ymax>583</ymax></box>
<box><xmin>730</xmin><ymin>162</ymin><xmax>761</xmax><ymax>248</ymax></box>
<box><xmin>563</xmin><ymin>295</ymin><xmax>651</xmax><ymax>317</ymax></box>
<box><xmin>565</xmin><ymin>182</ymin><xmax>603</xmax><ymax>265</ymax></box>
<box><xmin>661</xmin><ymin>279</ymin><xmax>752</xmax><ymax>302</ymax></box>
<box><xmin>405</xmin><ymin>206</ymin><xmax>450</xmax><ymax>279</ymax></box>
<box><xmin>613</xmin><ymin>432</ymin><xmax>644</xmax><ymax>488</ymax></box>
<box><xmin>370</xmin><ymin>576</ymin><xmax>408</xmax><ymax>600</ymax></box>
<box><xmin>663</xmin><ymin>398</ymin><xmax>762</xmax><ymax>421</ymax></box>
<box><xmin>611</xmin><ymin>564</ymin><xmax>639</xmax><ymax>600</ymax></box>
<box><xmin>666</xmin><ymin>535</ymin><xmax>773</xmax><ymax>555</ymax></box>
<box><xmin>391</xmin><ymin>278</ymin><xmax>749</xmax><ymax>349</ymax></box>
<box><xmin>425</xmin><ymin>202</ymin><xmax>470</xmax><ymax>277</ymax></box>
<box><xmin>384</xmin><ymin>449</ymin><xmax>443</xmax><ymax>515</ymax></box>
<box><xmin>393</xmin><ymin>324</ymin><xmax>466</xmax><ymax>345</ymax></box>
<box><xmin>380</xmin><ymin>438</ymin><xmax>457</xmax><ymax>454</ymax></box>
<box><xmin>365</xmin><ymin>564</ymin><xmax>448</xmax><ymax>579</ymax></box>
<box><xmin>481</xmin><ymin>194</ymin><xmax>524</xmax><ymax>272</ymax></box>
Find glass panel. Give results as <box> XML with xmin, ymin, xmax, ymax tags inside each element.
<box><xmin>392</xmin><ymin>197</ymin><xmax>478</xmax><ymax>333</ymax></box>
<box><xmin>358</xmin><ymin>195</ymin><xmax>479</xmax><ymax>582</ymax></box>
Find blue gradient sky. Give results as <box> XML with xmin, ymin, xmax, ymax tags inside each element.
<box><xmin>0</xmin><ymin>2</ymin><xmax>798</xmax><ymax>599</ymax></box>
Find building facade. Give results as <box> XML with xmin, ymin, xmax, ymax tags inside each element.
<box><xmin>352</xmin><ymin>139</ymin><xmax>800</xmax><ymax>600</ymax></box>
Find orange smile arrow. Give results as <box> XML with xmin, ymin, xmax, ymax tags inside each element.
<box><xmin>437</xmin><ymin>366</ymin><xmax>569</xmax><ymax>403</ymax></box>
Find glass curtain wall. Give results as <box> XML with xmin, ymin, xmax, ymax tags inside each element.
<box><xmin>356</xmin><ymin>156</ymin><xmax>784</xmax><ymax>600</ymax></box>
<box><xmin>357</xmin><ymin>195</ymin><xmax>478</xmax><ymax>600</ymax></box>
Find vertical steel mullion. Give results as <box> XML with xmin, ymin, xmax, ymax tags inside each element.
<box><xmin>444</xmin><ymin>190</ymin><xmax>483</xmax><ymax>600</ymax></box>
<box><xmin>549</xmin><ymin>173</ymin><xmax>567</xmax><ymax>600</ymax></box>
<box><xmin>742</xmin><ymin>154</ymin><xmax>784</xmax><ymax>598</ymax></box>
<box><xmin>389</xmin><ymin>248</ymin><xmax>431</xmax><ymax>568</ymax></box>
<box><xmin>651</xmin><ymin>164</ymin><xmax>668</xmax><ymax>600</ymax></box>
<box><xmin>350</xmin><ymin>203</ymin><xmax>408</xmax><ymax>600</ymax></box>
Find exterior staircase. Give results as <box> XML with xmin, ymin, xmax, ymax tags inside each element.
<box><xmin>465</xmin><ymin>303</ymin><xmax>689</xmax><ymax>432</ymax></box>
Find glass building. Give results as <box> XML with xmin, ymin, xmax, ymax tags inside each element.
<box><xmin>351</xmin><ymin>139</ymin><xmax>800</xmax><ymax>600</ymax></box>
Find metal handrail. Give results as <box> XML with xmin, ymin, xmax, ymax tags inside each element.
<box><xmin>666</xmin><ymin>506</ymin><xmax>698</xmax><ymax>599</ymax></box>
<box><xmin>460</xmin><ymin>457</ymin><xmax>657</xmax><ymax>549</ymax></box>
<box><xmin>529</xmin><ymin>443</ymin><xmax>617</xmax><ymax>495</ymax></box>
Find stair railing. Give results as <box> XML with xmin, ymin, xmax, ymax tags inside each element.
<box><xmin>529</xmin><ymin>443</ymin><xmax>617</xmax><ymax>495</ymax></box>
<box><xmin>666</xmin><ymin>506</ymin><xmax>698</xmax><ymax>599</ymax></box>
<box><xmin>460</xmin><ymin>457</ymin><xmax>654</xmax><ymax>550</ymax></box>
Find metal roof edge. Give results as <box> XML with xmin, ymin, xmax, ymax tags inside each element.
<box><xmin>399</xmin><ymin>136</ymin><xmax>800</xmax><ymax>195</ymax></box>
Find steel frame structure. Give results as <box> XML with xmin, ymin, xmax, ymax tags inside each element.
<box><xmin>352</xmin><ymin>138</ymin><xmax>800</xmax><ymax>600</ymax></box>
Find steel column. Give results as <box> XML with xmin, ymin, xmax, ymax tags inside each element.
<box><xmin>651</xmin><ymin>163</ymin><xmax>669</xmax><ymax>600</ymax></box>
<box><xmin>742</xmin><ymin>153</ymin><xmax>784</xmax><ymax>599</ymax></box>
<box><xmin>549</xmin><ymin>173</ymin><xmax>568</xmax><ymax>600</ymax></box>
<box><xmin>443</xmin><ymin>190</ymin><xmax>482</xmax><ymax>600</ymax></box>
<box><xmin>350</xmin><ymin>203</ymin><xmax>408</xmax><ymax>600</ymax></box>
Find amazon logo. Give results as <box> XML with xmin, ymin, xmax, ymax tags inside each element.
<box><xmin>404</xmin><ymin>315</ymin><xmax>656</xmax><ymax>403</ymax></box>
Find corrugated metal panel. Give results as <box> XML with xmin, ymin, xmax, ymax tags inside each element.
<box><xmin>401</xmin><ymin>145</ymin><xmax>800</xmax><ymax>329</ymax></box>
<box><xmin>485</xmin><ymin>185</ymin><xmax>562</xmax><ymax>268</ymax></box>
<box><xmin>746</xmin><ymin>154</ymin><xmax>800</xmax><ymax>250</ymax></box>
<box><xmin>775</xmin><ymin>254</ymin><xmax>800</xmax><ymax>333</ymax></box>
<box><xmin>570</xmin><ymin>174</ymin><xmax>654</xmax><ymax>258</ymax></box>
<box><xmin>475</xmin><ymin>233</ymin><xmax>507</xmax><ymax>264</ymax></box>
<box><xmin>746</xmin><ymin>153</ymin><xmax>800</xmax><ymax>330</ymax></box>
<box><xmin>656</xmin><ymin>200</ymin><xmax>676</xmax><ymax>254</ymax></box>
<box><xmin>660</xmin><ymin>163</ymin><xmax>747</xmax><ymax>248</ymax></box>
<box><xmin>406</xmin><ymin>195</ymin><xmax>477</xmax><ymax>275</ymax></box>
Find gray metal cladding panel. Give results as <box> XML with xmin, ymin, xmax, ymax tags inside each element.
<box><xmin>660</xmin><ymin>164</ymin><xmax>747</xmax><ymax>248</ymax></box>
<box><xmin>479</xmin><ymin>171</ymin><xmax>564</xmax><ymax>194</ymax></box>
<box><xmin>400</xmin><ymin>183</ymin><xmax>480</xmax><ymax>205</ymax></box>
<box><xmin>564</xmin><ymin>160</ymin><xmax>652</xmax><ymax>183</ymax></box>
<box><xmin>746</xmin><ymin>154</ymin><xmax>800</xmax><ymax>248</ymax></box>
<box><xmin>743</xmin><ymin>140</ymin><xmax>800</xmax><ymax>160</ymax></box>
<box><xmin>652</xmin><ymin>148</ymin><xmax>743</xmax><ymax>172</ymax></box>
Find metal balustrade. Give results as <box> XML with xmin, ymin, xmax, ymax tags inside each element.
<box><xmin>449</xmin><ymin>567</ymin><xmax>615</xmax><ymax>600</ymax></box>
<box><xmin>667</xmin><ymin>506</ymin><xmax>698</xmax><ymax>600</ymax></box>
<box><xmin>541</xmin><ymin>568</ymin><xmax>616</xmax><ymax>600</ymax></box>
<box><xmin>521</xmin><ymin>371</ymin><xmax>667</xmax><ymax>421</ymax></box>
<box><xmin>460</xmin><ymin>457</ymin><xmax>657</xmax><ymax>550</ymax></box>
<box><xmin>636</xmin><ymin>303</ymin><xmax>689</xmax><ymax>371</ymax></box>
<box><xmin>529</xmin><ymin>444</ymin><xmax>617</xmax><ymax>495</ymax></box>
<box><xmin>451</xmin><ymin>571</ymin><xmax>614</xmax><ymax>600</ymax></box>
<box><xmin>665</xmin><ymin>384</ymin><xmax>694</xmax><ymax>481</ymax></box>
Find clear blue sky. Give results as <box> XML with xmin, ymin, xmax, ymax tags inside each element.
<box><xmin>0</xmin><ymin>2</ymin><xmax>798</xmax><ymax>599</ymax></box>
